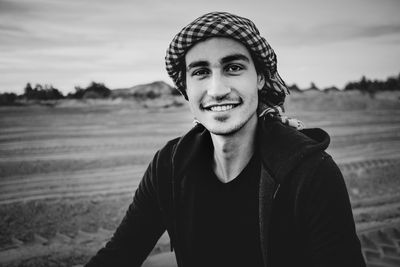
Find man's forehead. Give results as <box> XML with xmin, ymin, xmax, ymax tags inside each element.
<box><xmin>185</xmin><ymin>37</ymin><xmax>252</xmax><ymax>66</ymax></box>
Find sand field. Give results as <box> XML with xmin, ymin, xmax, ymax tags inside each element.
<box><xmin>0</xmin><ymin>92</ymin><xmax>399</xmax><ymax>266</ymax></box>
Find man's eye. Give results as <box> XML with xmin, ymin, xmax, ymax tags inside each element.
<box><xmin>192</xmin><ymin>68</ymin><xmax>210</xmax><ymax>77</ymax></box>
<box><xmin>225</xmin><ymin>64</ymin><xmax>243</xmax><ymax>73</ymax></box>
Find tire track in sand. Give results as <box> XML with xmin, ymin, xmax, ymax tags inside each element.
<box><xmin>0</xmin><ymin>165</ymin><xmax>146</xmax><ymax>205</ymax></box>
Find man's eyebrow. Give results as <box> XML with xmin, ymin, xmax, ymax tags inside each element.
<box><xmin>186</xmin><ymin>60</ymin><xmax>209</xmax><ymax>71</ymax></box>
<box><xmin>220</xmin><ymin>54</ymin><xmax>250</xmax><ymax>64</ymax></box>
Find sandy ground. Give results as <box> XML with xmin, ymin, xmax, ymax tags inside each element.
<box><xmin>0</xmin><ymin>91</ymin><xmax>399</xmax><ymax>266</ymax></box>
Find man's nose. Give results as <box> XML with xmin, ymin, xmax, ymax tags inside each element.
<box><xmin>206</xmin><ymin>73</ymin><xmax>231</xmax><ymax>98</ymax></box>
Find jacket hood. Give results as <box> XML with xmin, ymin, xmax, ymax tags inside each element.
<box><xmin>257</xmin><ymin>116</ymin><xmax>330</xmax><ymax>184</ymax></box>
<box><xmin>171</xmin><ymin>116</ymin><xmax>330</xmax><ymax>184</ymax></box>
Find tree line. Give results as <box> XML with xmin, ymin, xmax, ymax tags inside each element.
<box><xmin>287</xmin><ymin>73</ymin><xmax>400</xmax><ymax>94</ymax></box>
<box><xmin>0</xmin><ymin>82</ymin><xmax>111</xmax><ymax>105</ymax></box>
<box><xmin>343</xmin><ymin>74</ymin><xmax>400</xmax><ymax>93</ymax></box>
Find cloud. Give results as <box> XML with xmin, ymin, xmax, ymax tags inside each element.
<box><xmin>355</xmin><ymin>24</ymin><xmax>400</xmax><ymax>39</ymax></box>
<box><xmin>274</xmin><ymin>22</ymin><xmax>400</xmax><ymax>46</ymax></box>
<box><xmin>0</xmin><ymin>24</ymin><xmax>26</xmax><ymax>34</ymax></box>
<box><xmin>0</xmin><ymin>0</ymin><xmax>30</xmax><ymax>14</ymax></box>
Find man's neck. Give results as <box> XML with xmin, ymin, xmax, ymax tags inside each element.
<box><xmin>210</xmin><ymin>116</ymin><xmax>258</xmax><ymax>183</ymax></box>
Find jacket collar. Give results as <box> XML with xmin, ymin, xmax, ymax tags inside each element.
<box><xmin>172</xmin><ymin>116</ymin><xmax>330</xmax><ymax>184</ymax></box>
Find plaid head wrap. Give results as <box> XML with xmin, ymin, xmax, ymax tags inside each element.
<box><xmin>165</xmin><ymin>12</ymin><xmax>304</xmax><ymax>129</ymax></box>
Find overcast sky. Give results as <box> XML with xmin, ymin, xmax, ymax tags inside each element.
<box><xmin>1</xmin><ymin>0</ymin><xmax>399</xmax><ymax>94</ymax></box>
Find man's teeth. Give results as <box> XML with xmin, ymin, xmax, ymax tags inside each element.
<box><xmin>209</xmin><ymin>104</ymin><xmax>234</xmax><ymax>112</ymax></box>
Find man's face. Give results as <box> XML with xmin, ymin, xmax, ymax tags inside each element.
<box><xmin>185</xmin><ymin>37</ymin><xmax>265</xmax><ymax>136</ymax></box>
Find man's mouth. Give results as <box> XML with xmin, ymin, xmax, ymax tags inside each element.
<box><xmin>202</xmin><ymin>103</ymin><xmax>240</xmax><ymax>112</ymax></box>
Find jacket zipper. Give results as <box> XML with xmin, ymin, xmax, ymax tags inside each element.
<box><xmin>262</xmin><ymin>183</ymin><xmax>280</xmax><ymax>267</ymax></box>
<box><xmin>273</xmin><ymin>184</ymin><xmax>281</xmax><ymax>199</ymax></box>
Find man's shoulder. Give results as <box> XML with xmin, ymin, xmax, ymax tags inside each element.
<box><xmin>159</xmin><ymin>136</ymin><xmax>181</xmax><ymax>156</ymax></box>
<box><xmin>157</xmin><ymin>124</ymin><xmax>204</xmax><ymax>156</ymax></box>
<box><xmin>155</xmin><ymin>124</ymin><xmax>208</xmax><ymax>171</ymax></box>
<box><xmin>152</xmin><ymin>136</ymin><xmax>182</xmax><ymax>171</ymax></box>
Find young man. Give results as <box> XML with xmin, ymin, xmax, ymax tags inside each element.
<box><xmin>86</xmin><ymin>12</ymin><xmax>365</xmax><ymax>267</ymax></box>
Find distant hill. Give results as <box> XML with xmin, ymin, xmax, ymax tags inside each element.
<box><xmin>112</xmin><ymin>81</ymin><xmax>178</xmax><ymax>99</ymax></box>
<box><xmin>323</xmin><ymin>86</ymin><xmax>341</xmax><ymax>93</ymax></box>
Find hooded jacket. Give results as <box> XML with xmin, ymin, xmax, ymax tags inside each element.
<box><xmin>85</xmin><ymin>116</ymin><xmax>366</xmax><ymax>267</ymax></box>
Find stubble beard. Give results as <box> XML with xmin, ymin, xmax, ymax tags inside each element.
<box><xmin>206</xmin><ymin>110</ymin><xmax>257</xmax><ymax>137</ymax></box>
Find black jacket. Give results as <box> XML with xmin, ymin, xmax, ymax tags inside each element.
<box><xmin>86</xmin><ymin>117</ymin><xmax>366</xmax><ymax>267</ymax></box>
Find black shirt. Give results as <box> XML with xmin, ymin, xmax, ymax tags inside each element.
<box><xmin>191</xmin><ymin>150</ymin><xmax>264</xmax><ymax>267</ymax></box>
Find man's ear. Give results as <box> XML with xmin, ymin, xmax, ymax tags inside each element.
<box><xmin>257</xmin><ymin>74</ymin><xmax>265</xmax><ymax>90</ymax></box>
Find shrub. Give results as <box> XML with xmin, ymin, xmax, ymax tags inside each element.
<box><xmin>0</xmin><ymin>92</ymin><xmax>17</xmax><ymax>105</ymax></box>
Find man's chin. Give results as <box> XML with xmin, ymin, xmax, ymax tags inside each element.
<box><xmin>200</xmin><ymin>111</ymin><xmax>258</xmax><ymax>137</ymax></box>
<box><xmin>204</xmin><ymin>122</ymin><xmax>243</xmax><ymax>136</ymax></box>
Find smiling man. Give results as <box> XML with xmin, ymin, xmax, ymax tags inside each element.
<box><xmin>85</xmin><ymin>12</ymin><xmax>366</xmax><ymax>267</ymax></box>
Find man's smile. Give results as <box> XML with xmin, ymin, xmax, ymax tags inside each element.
<box><xmin>202</xmin><ymin>102</ymin><xmax>241</xmax><ymax>112</ymax></box>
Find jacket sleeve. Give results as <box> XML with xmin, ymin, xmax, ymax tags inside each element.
<box><xmin>300</xmin><ymin>154</ymin><xmax>366</xmax><ymax>267</ymax></box>
<box><xmin>85</xmin><ymin>150</ymin><xmax>166</xmax><ymax>267</ymax></box>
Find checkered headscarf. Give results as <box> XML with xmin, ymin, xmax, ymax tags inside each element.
<box><xmin>165</xmin><ymin>11</ymin><xmax>290</xmax><ymax>111</ymax></box>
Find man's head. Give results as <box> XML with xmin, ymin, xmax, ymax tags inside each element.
<box><xmin>165</xmin><ymin>12</ymin><xmax>289</xmax><ymax>114</ymax></box>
